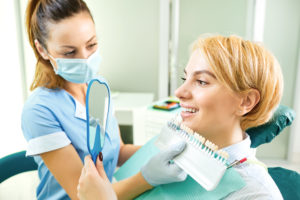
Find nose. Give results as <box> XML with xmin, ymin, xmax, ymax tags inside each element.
<box><xmin>175</xmin><ymin>81</ymin><xmax>191</xmax><ymax>100</ymax></box>
<box><xmin>78</xmin><ymin>49</ymin><xmax>91</xmax><ymax>59</ymax></box>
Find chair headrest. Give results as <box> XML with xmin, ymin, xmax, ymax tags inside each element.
<box><xmin>246</xmin><ymin>105</ymin><xmax>296</xmax><ymax>148</ymax></box>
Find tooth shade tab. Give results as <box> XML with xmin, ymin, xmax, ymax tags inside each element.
<box><xmin>217</xmin><ymin>150</ymin><xmax>229</xmax><ymax>160</ymax></box>
<box><xmin>194</xmin><ymin>133</ymin><xmax>205</xmax><ymax>144</ymax></box>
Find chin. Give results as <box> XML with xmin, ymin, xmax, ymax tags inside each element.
<box><xmin>182</xmin><ymin>120</ymin><xmax>198</xmax><ymax>132</ymax></box>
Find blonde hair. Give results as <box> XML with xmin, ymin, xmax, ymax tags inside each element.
<box><xmin>192</xmin><ymin>35</ymin><xmax>283</xmax><ymax>130</ymax></box>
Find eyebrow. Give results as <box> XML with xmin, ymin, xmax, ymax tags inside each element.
<box><xmin>184</xmin><ymin>69</ymin><xmax>216</xmax><ymax>79</ymax></box>
<box><xmin>86</xmin><ymin>35</ymin><xmax>97</xmax><ymax>44</ymax></box>
<box><xmin>60</xmin><ymin>35</ymin><xmax>97</xmax><ymax>49</ymax></box>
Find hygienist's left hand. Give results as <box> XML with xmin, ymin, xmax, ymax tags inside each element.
<box><xmin>140</xmin><ymin>140</ymin><xmax>187</xmax><ymax>186</ymax></box>
<box><xmin>77</xmin><ymin>155</ymin><xmax>117</xmax><ymax>200</ymax></box>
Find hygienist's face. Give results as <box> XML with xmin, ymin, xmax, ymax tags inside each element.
<box><xmin>175</xmin><ymin>49</ymin><xmax>241</xmax><ymax>137</ymax></box>
<box><xmin>45</xmin><ymin>11</ymin><xmax>98</xmax><ymax>67</ymax></box>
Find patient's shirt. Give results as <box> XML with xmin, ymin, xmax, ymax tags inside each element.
<box><xmin>222</xmin><ymin>134</ymin><xmax>283</xmax><ymax>200</ymax></box>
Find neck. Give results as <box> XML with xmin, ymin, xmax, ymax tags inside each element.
<box><xmin>64</xmin><ymin>82</ymin><xmax>87</xmax><ymax>106</ymax></box>
<box><xmin>203</xmin><ymin>122</ymin><xmax>245</xmax><ymax>149</ymax></box>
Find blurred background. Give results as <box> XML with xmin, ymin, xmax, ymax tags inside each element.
<box><xmin>0</xmin><ymin>0</ymin><xmax>299</xmax><ymax>176</ymax></box>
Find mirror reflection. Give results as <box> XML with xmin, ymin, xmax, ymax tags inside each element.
<box><xmin>87</xmin><ymin>79</ymin><xmax>110</xmax><ymax>159</ymax></box>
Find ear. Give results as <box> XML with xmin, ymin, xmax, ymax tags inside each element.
<box><xmin>237</xmin><ymin>89</ymin><xmax>260</xmax><ymax>116</ymax></box>
<box><xmin>34</xmin><ymin>39</ymin><xmax>50</xmax><ymax>60</ymax></box>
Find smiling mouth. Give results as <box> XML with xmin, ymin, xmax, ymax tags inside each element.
<box><xmin>182</xmin><ymin>107</ymin><xmax>199</xmax><ymax>113</ymax></box>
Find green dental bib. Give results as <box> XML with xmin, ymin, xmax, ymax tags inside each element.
<box><xmin>114</xmin><ymin>136</ymin><xmax>246</xmax><ymax>199</ymax></box>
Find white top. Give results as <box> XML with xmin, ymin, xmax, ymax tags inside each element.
<box><xmin>222</xmin><ymin>134</ymin><xmax>283</xmax><ymax>200</ymax></box>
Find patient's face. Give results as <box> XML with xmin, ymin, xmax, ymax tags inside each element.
<box><xmin>175</xmin><ymin>49</ymin><xmax>241</xmax><ymax>137</ymax></box>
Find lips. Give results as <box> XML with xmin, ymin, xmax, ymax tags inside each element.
<box><xmin>180</xmin><ymin>104</ymin><xmax>199</xmax><ymax>113</ymax></box>
<box><xmin>180</xmin><ymin>104</ymin><xmax>199</xmax><ymax>119</ymax></box>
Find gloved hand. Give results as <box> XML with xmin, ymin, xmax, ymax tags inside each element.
<box><xmin>140</xmin><ymin>140</ymin><xmax>187</xmax><ymax>186</ymax></box>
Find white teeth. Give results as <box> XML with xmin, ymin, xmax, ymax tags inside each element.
<box><xmin>184</xmin><ymin>107</ymin><xmax>198</xmax><ymax>113</ymax></box>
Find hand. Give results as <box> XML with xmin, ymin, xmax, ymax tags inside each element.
<box><xmin>77</xmin><ymin>155</ymin><xmax>117</xmax><ymax>200</ymax></box>
<box><xmin>141</xmin><ymin>140</ymin><xmax>187</xmax><ymax>186</ymax></box>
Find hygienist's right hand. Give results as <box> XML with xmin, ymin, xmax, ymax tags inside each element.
<box><xmin>77</xmin><ymin>155</ymin><xmax>117</xmax><ymax>200</ymax></box>
<box><xmin>140</xmin><ymin>140</ymin><xmax>187</xmax><ymax>186</ymax></box>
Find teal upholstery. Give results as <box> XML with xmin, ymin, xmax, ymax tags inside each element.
<box><xmin>0</xmin><ymin>150</ymin><xmax>37</xmax><ymax>183</ymax></box>
<box><xmin>246</xmin><ymin>105</ymin><xmax>296</xmax><ymax>148</ymax></box>
<box><xmin>268</xmin><ymin>167</ymin><xmax>300</xmax><ymax>200</ymax></box>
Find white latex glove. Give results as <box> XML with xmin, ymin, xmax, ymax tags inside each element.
<box><xmin>141</xmin><ymin>140</ymin><xmax>187</xmax><ymax>186</ymax></box>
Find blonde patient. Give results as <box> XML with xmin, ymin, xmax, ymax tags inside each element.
<box><xmin>78</xmin><ymin>35</ymin><xmax>284</xmax><ymax>199</ymax></box>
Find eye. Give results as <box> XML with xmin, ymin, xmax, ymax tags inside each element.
<box><xmin>88</xmin><ymin>42</ymin><xmax>98</xmax><ymax>49</ymax></box>
<box><xmin>197</xmin><ymin>80</ymin><xmax>208</xmax><ymax>86</ymax></box>
<box><xmin>181</xmin><ymin>77</ymin><xmax>186</xmax><ymax>82</ymax></box>
<box><xmin>63</xmin><ymin>50</ymin><xmax>75</xmax><ymax>56</ymax></box>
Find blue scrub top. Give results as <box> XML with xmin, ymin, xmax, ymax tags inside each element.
<box><xmin>21</xmin><ymin>78</ymin><xmax>120</xmax><ymax>200</ymax></box>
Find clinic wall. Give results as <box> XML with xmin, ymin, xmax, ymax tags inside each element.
<box><xmin>20</xmin><ymin>0</ymin><xmax>161</xmax><ymax>99</ymax></box>
<box><xmin>85</xmin><ymin>0</ymin><xmax>160</xmax><ymax>98</ymax></box>
<box><xmin>176</xmin><ymin>0</ymin><xmax>250</xmax><ymax>88</ymax></box>
<box><xmin>0</xmin><ymin>0</ymin><xmax>27</xmax><ymax>158</ymax></box>
<box><xmin>256</xmin><ymin>0</ymin><xmax>300</xmax><ymax>159</ymax></box>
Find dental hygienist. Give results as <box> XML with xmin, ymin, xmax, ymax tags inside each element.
<box><xmin>21</xmin><ymin>0</ymin><xmax>187</xmax><ymax>199</ymax></box>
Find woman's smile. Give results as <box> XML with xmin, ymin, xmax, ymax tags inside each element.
<box><xmin>180</xmin><ymin>104</ymin><xmax>199</xmax><ymax>119</ymax></box>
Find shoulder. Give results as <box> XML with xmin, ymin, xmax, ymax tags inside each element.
<box><xmin>224</xmin><ymin>163</ymin><xmax>283</xmax><ymax>200</ymax></box>
<box><xmin>21</xmin><ymin>87</ymin><xmax>73</xmax><ymax>128</ymax></box>
<box><xmin>23</xmin><ymin>87</ymin><xmax>70</xmax><ymax>113</ymax></box>
<box><xmin>24</xmin><ymin>87</ymin><xmax>65</xmax><ymax>106</ymax></box>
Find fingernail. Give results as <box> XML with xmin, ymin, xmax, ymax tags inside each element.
<box><xmin>98</xmin><ymin>152</ymin><xmax>103</xmax><ymax>161</ymax></box>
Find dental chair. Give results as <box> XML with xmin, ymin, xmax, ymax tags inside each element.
<box><xmin>0</xmin><ymin>150</ymin><xmax>38</xmax><ymax>199</ymax></box>
<box><xmin>246</xmin><ymin>105</ymin><xmax>300</xmax><ymax>199</ymax></box>
<box><xmin>0</xmin><ymin>151</ymin><xmax>37</xmax><ymax>183</ymax></box>
<box><xmin>0</xmin><ymin>105</ymin><xmax>299</xmax><ymax>199</ymax></box>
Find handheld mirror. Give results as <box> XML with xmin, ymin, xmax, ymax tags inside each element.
<box><xmin>86</xmin><ymin>78</ymin><xmax>110</xmax><ymax>163</ymax></box>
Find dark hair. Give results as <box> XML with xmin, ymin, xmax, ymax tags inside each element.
<box><xmin>25</xmin><ymin>0</ymin><xmax>93</xmax><ymax>90</ymax></box>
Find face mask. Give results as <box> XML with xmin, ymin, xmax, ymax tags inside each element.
<box><xmin>48</xmin><ymin>49</ymin><xmax>101</xmax><ymax>83</ymax></box>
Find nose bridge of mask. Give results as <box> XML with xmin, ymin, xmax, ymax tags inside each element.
<box><xmin>49</xmin><ymin>51</ymin><xmax>96</xmax><ymax>64</ymax></box>
<box><xmin>47</xmin><ymin>52</ymin><xmax>89</xmax><ymax>72</ymax></box>
<box><xmin>45</xmin><ymin>49</ymin><xmax>101</xmax><ymax>83</ymax></box>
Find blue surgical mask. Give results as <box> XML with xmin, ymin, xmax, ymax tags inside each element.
<box><xmin>48</xmin><ymin>49</ymin><xmax>101</xmax><ymax>83</ymax></box>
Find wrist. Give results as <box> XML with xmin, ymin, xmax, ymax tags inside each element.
<box><xmin>136</xmin><ymin>172</ymin><xmax>154</xmax><ymax>190</ymax></box>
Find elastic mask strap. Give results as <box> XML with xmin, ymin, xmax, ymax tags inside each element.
<box><xmin>44</xmin><ymin>49</ymin><xmax>58</xmax><ymax>73</ymax></box>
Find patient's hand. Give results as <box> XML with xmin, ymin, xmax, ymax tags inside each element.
<box><xmin>77</xmin><ymin>155</ymin><xmax>117</xmax><ymax>200</ymax></box>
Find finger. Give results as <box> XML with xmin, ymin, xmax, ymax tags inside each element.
<box><xmin>170</xmin><ymin>163</ymin><xmax>184</xmax><ymax>174</ymax></box>
<box><xmin>168</xmin><ymin>163</ymin><xmax>187</xmax><ymax>182</ymax></box>
<box><xmin>163</xmin><ymin>140</ymin><xmax>186</xmax><ymax>160</ymax></box>
<box><xmin>96</xmin><ymin>155</ymin><xmax>110</xmax><ymax>182</ymax></box>
<box><xmin>84</xmin><ymin>155</ymin><xmax>93</xmax><ymax>167</ymax></box>
<box><xmin>79</xmin><ymin>166</ymin><xmax>86</xmax><ymax>182</ymax></box>
<box><xmin>177</xmin><ymin>171</ymin><xmax>187</xmax><ymax>181</ymax></box>
<box><xmin>84</xmin><ymin>156</ymin><xmax>98</xmax><ymax>174</ymax></box>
